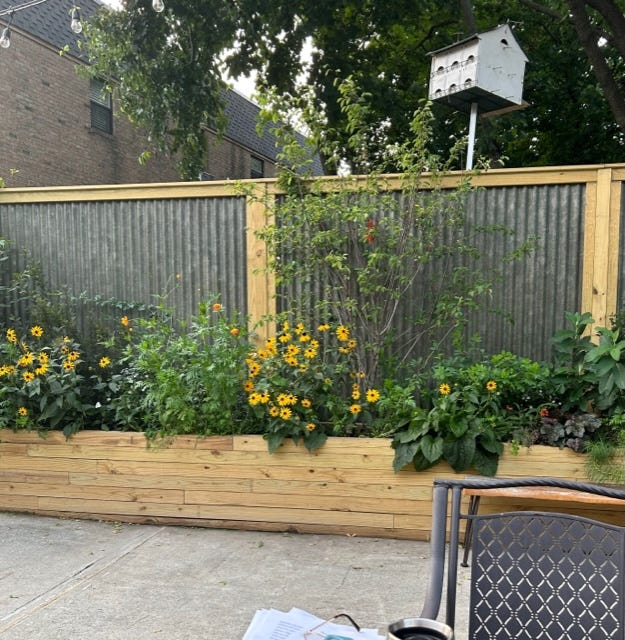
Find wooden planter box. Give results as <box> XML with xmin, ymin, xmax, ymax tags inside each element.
<box><xmin>0</xmin><ymin>430</ymin><xmax>621</xmax><ymax>539</ymax></box>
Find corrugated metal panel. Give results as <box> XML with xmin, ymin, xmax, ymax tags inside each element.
<box><xmin>463</xmin><ymin>183</ymin><xmax>585</xmax><ymax>360</ymax></box>
<box><xmin>277</xmin><ymin>182</ymin><xmax>586</xmax><ymax>364</ymax></box>
<box><xmin>0</xmin><ymin>197</ymin><xmax>247</xmax><ymax>324</ymax></box>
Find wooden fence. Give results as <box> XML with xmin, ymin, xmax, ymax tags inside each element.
<box><xmin>0</xmin><ymin>164</ymin><xmax>623</xmax><ymax>358</ymax></box>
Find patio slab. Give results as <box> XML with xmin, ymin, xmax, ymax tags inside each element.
<box><xmin>0</xmin><ymin>511</ymin><xmax>470</xmax><ymax>639</ymax></box>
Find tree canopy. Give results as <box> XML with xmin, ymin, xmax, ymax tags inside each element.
<box><xmin>83</xmin><ymin>0</ymin><xmax>625</xmax><ymax>178</ymax></box>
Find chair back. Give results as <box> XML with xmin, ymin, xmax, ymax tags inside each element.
<box><xmin>419</xmin><ymin>478</ymin><xmax>625</xmax><ymax>640</ymax></box>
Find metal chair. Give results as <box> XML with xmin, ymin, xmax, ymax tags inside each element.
<box><xmin>414</xmin><ymin>477</ymin><xmax>625</xmax><ymax>640</ymax></box>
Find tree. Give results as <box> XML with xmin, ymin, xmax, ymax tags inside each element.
<box><xmin>83</xmin><ymin>1</ymin><xmax>625</xmax><ymax>177</ymax></box>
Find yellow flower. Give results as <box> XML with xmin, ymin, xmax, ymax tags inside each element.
<box><xmin>301</xmin><ymin>398</ymin><xmax>312</xmax><ymax>408</ymax></box>
<box><xmin>284</xmin><ymin>355</ymin><xmax>299</xmax><ymax>367</ymax></box>
<box><xmin>286</xmin><ymin>393</ymin><xmax>298</xmax><ymax>405</ymax></box>
<box><xmin>299</xmin><ymin>333</ymin><xmax>311</xmax><ymax>343</ymax></box>
<box><xmin>366</xmin><ymin>388</ymin><xmax>381</xmax><ymax>403</ymax></box>
<box><xmin>352</xmin><ymin>389</ymin><xmax>361</xmax><ymax>400</ymax></box>
<box><xmin>306</xmin><ymin>423</ymin><xmax>316</xmax><ymax>431</ymax></box>
<box><xmin>121</xmin><ymin>316</ymin><xmax>129</xmax><ymax>327</ymax></box>
<box><xmin>18</xmin><ymin>406</ymin><xmax>28</xmax><ymax>416</ymax></box>
<box><xmin>439</xmin><ymin>383</ymin><xmax>451</xmax><ymax>395</ymax></box>
<box><xmin>247</xmin><ymin>361</ymin><xmax>261</xmax><ymax>377</ymax></box>
<box><xmin>30</xmin><ymin>325</ymin><xmax>43</xmax><ymax>338</ymax></box>
<box><xmin>18</xmin><ymin>352</ymin><xmax>34</xmax><ymax>367</ymax></box>
<box><xmin>230</xmin><ymin>327</ymin><xmax>240</xmax><ymax>337</ymax></box>
<box><xmin>303</xmin><ymin>348</ymin><xmax>317</xmax><ymax>359</ymax></box>
<box><xmin>6</xmin><ymin>328</ymin><xmax>17</xmax><ymax>344</ymax></box>
<box><xmin>67</xmin><ymin>351</ymin><xmax>81</xmax><ymax>362</ymax></box>
<box><xmin>23</xmin><ymin>371</ymin><xmax>35</xmax><ymax>383</ymax></box>
<box><xmin>212</xmin><ymin>303</ymin><xmax>222</xmax><ymax>312</ymax></box>
<box><xmin>38</xmin><ymin>352</ymin><xmax>49</xmax><ymax>364</ymax></box>
<box><xmin>269</xmin><ymin>406</ymin><xmax>280</xmax><ymax>417</ymax></box>
<box><xmin>259</xmin><ymin>392</ymin><xmax>270</xmax><ymax>404</ymax></box>
<box><xmin>282</xmin><ymin>321</ymin><xmax>290</xmax><ymax>331</ymax></box>
<box><xmin>349</xmin><ymin>404</ymin><xmax>361</xmax><ymax>415</ymax></box>
<box><xmin>339</xmin><ymin>347</ymin><xmax>351</xmax><ymax>354</ymax></box>
<box><xmin>298</xmin><ymin>364</ymin><xmax>308</xmax><ymax>373</ymax></box>
<box><xmin>248</xmin><ymin>392</ymin><xmax>263</xmax><ymax>406</ymax></box>
<box><xmin>279</xmin><ymin>407</ymin><xmax>292</xmax><ymax>420</ymax></box>
<box><xmin>294</xmin><ymin>323</ymin><xmax>305</xmax><ymax>335</ymax></box>
<box><xmin>243</xmin><ymin>380</ymin><xmax>254</xmax><ymax>392</ymax></box>
<box><xmin>486</xmin><ymin>380</ymin><xmax>497</xmax><ymax>392</ymax></box>
<box><xmin>35</xmin><ymin>364</ymin><xmax>48</xmax><ymax>376</ymax></box>
<box><xmin>317</xmin><ymin>323</ymin><xmax>330</xmax><ymax>332</ymax></box>
<box><xmin>279</xmin><ymin>333</ymin><xmax>291</xmax><ymax>343</ymax></box>
<box><xmin>277</xmin><ymin>393</ymin><xmax>290</xmax><ymax>407</ymax></box>
<box><xmin>99</xmin><ymin>357</ymin><xmax>111</xmax><ymax>368</ymax></box>
<box><xmin>347</xmin><ymin>339</ymin><xmax>357</xmax><ymax>349</ymax></box>
<box><xmin>63</xmin><ymin>360</ymin><xmax>75</xmax><ymax>371</ymax></box>
<box><xmin>336</xmin><ymin>325</ymin><xmax>350</xmax><ymax>342</ymax></box>
<box><xmin>286</xmin><ymin>344</ymin><xmax>300</xmax><ymax>356</ymax></box>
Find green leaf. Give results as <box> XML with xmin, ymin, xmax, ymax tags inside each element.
<box><xmin>265</xmin><ymin>432</ymin><xmax>286</xmax><ymax>453</ymax></box>
<box><xmin>392</xmin><ymin>441</ymin><xmax>420</xmax><ymax>472</ymax></box>
<box><xmin>421</xmin><ymin>434</ymin><xmax>444</xmax><ymax>462</ymax></box>
<box><xmin>443</xmin><ymin>435</ymin><xmax>476</xmax><ymax>472</ymax></box>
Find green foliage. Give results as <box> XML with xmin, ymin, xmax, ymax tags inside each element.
<box><xmin>243</xmin><ymin>320</ymin><xmax>381</xmax><ymax>452</ymax></box>
<box><xmin>551</xmin><ymin>311</ymin><xmax>625</xmax><ymax>415</ymax></box>
<box><xmin>391</xmin><ymin>352</ymin><xmax>553</xmax><ymax>476</ymax></box>
<box><xmin>255</xmin><ymin>93</ymin><xmax>536</xmax><ymax>388</ymax></box>
<box><xmin>105</xmin><ymin>301</ymin><xmax>255</xmax><ymax>440</ymax></box>
<box><xmin>83</xmin><ymin>1</ymin><xmax>625</xmax><ymax>176</ymax></box>
<box><xmin>0</xmin><ymin>326</ymin><xmax>95</xmax><ymax>436</ymax></box>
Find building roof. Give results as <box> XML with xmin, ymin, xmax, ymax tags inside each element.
<box><xmin>0</xmin><ymin>0</ymin><xmax>323</xmax><ymax>174</ymax></box>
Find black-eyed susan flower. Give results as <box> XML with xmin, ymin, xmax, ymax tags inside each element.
<box><xmin>269</xmin><ymin>406</ymin><xmax>280</xmax><ymax>417</ymax></box>
<box><xmin>486</xmin><ymin>380</ymin><xmax>497</xmax><ymax>392</ymax></box>
<box><xmin>317</xmin><ymin>323</ymin><xmax>330</xmax><ymax>332</ymax></box>
<box><xmin>349</xmin><ymin>404</ymin><xmax>361</xmax><ymax>415</ymax></box>
<box><xmin>99</xmin><ymin>357</ymin><xmax>111</xmax><ymax>368</ymax></box>
<box><xmin>248</xmin><ymin>392</ymin><xmax>263</xmax><ymax>406</ymax></box>
<box><xmin>18</xmin><ymin>352</ymin><xmax>34</xmax><ymax>367</ymax></box>
<box><xmin>301</xmin><ymin>398</ymin><xmax>312</xmax><ymax>408</ymax></box>
<box><xmin>439</xmin><ymin>383</ymin><xmax>451</xmax><ymax>395</ymax></box>
<box><xmin>18</xmin><ymin>406</ymin><xmax>28</xmax><ymax>416</ymax></box>
<box><xmin>279</xmin><ymin>407</ymin><xmax>292</xmax><ymax>420</ymax></box>
<box><xmin>30</xmin><ymin>325</ymin><xmax>43</xmax><ymax>338</ymax></box>
<box><xmin>62</xmin><ymin>360</ymin><xmax>75</xmax><ymax>371</ymax></box>
<box><xmin>243</xmin><ymin>380</ymin><xmax>254</xmax><ymax>392</ymax></box>
<box><xmin>6</xmin><ymin>328</ymin><xmax>17</xmax><ymax>344</ymax></box>
<box><xmin>366</xmin><ymin>388</ymin><xmax>381</xmax><ymax>403</ymax></box>
<box><xmin>336</xmin><ymin>325</ymin><xmax>350</xmax><ymax>342</ymax></box>
<box><xmin>23</xmin><ymin>371</ymin><xmax>35</xmax><ymax>383</ymax></box>
<box><xmin>120</xmin><ymin>316</ymin><xmax>129</xmax><ymax>327</ymax></box>
<box><xmin>35</xmin><ymin>364</ymin><xmax>48</xmax><ymax>376</ymax></box>
<box><xmin>306</xmin><ymin>423</ymin><xmax>316</xmax><ymax>431</ymax></box>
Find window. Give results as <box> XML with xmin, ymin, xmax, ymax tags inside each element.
<box><xmin>250</xmin><ymin>156</ymin><xmax>264</xmax><ymax>179</ymax></box>
<box><xmin>90</xmin><ymin>78</ymin><xmax>113</xmax><ymax>134</ymax></box>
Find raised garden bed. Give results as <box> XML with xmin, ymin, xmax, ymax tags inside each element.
<box><xmin>0</xmin><ymin>430</ymin><xmax>622</xmax><ymax>539</ymax></box>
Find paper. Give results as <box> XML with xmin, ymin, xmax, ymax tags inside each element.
<box><xmin>242</xmin><ymin>607</ymin><xmax>384</xmax><ymax>640</ymax></box>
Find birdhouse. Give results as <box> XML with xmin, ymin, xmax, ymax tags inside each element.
<box><xmin>428</xmin><ymin>24</ymin><xmax>527</xmax><ymax>115</ymax></box>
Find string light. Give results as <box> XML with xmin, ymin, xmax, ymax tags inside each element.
<box><xmin>0</xmin><ymin>0</ymin><xmax>85</xmax><ymax>49</ymax></box>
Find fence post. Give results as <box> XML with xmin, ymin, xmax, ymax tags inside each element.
<box><xmin>581</xmin><ymin>168</ymin><xmax>622</xmax><ymax>332</ymax></box>
<box><xmin>246</xmin><ymin>182</ymin><xmax>276</xmax><ymax>341</ymax></box>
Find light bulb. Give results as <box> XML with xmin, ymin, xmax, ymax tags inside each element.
<box><xmin>152</xmin><ymin>0</ymin><xmax>165</xmax><ymax>12</ymax></box>
<box><xmin>0</xmin><ymin>26</ymin><xmax>10</xmax><ymax>49</ymax></box>
<box><xmin>70</xmin><ymin>9</ymin><xmax>82</xmax><ymax>34</ymax></box>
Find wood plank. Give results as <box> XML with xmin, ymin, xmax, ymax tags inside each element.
<box><xmin>0</xmin><ymin>470</ymin><xmax>69</xmax><ymax>484</ymax></box>
<box><xmin>69</xmin><ymin>473</ymin><xmax>252</xmax><ymax>493</ymax></box>
<box><xmin>0</xmin><ymin>481</ymin><xmax>184</xmax><ymax>504</ymax></box>
<box><xmin>94</xmin><ymin>459</ymin><xmax>429</xmax><ymax>485</ymax></box>
<box><xmin>184</xmin><ymin>489</ymin><xmax>421</xmax><ymax>515</ymax></box>
<box><xmin>233</xmin><ymin>435</ymin><xmax>394</xmax><ymax>454</ymax></box>
<box><xmin>37</xmin><ymin>496</ymin><xmax>201</xmax><ymax>518</ymax></box>
<box><xmin>250</xmin><ymin>478</ymin><xmax>433</xmax><ymax>501</ymax></box>
<box><xmin>0</xmin><ymin>454</ymin><xmax>97</xmax><ymax>473</ymax></box>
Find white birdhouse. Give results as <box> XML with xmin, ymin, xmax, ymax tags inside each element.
<box><xmin>428</xmin><ymin>24</ymin><xmax>527</xmax><ymax>115</ymax></box>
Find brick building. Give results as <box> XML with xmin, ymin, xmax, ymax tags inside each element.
<box><xmin>0</xmin><ymin>0</ymin><xmax>311</xmax><ymax>187</ymax></box>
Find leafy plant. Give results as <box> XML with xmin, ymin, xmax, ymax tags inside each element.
<box><xmin>0</xmin><ymin>326</ymin><xmax>96</xmax><ymax>436</ymax></box>
<box><xmin>391</xmin><ymin>351</ymin><xmax>553</xmax><ymax>476</ymax></box>
<box><xmin>106</xmin><ymin>301</ymin><xmax>255</xmax><ymax>440</ymax></box>
<box><xmin>253</xmin><ymin>91</ymin><xmax>536</xmax><ymax>389</ymax></box>
<box><xmin>244</xmin><ymin>320</ymin><xmax>380</xmax><ymax>452</ymax></box>
<box><xmin>551</xmin><ymin>311</ymin><xmax>625</xmax><ymax>415</ymax></box>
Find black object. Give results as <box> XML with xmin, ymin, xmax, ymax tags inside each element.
<box><xmin>411</xmin><ymin>478</ymin><xmax>625</xmax><ymax>639</ymax></box>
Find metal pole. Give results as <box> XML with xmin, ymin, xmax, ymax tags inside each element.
<box><xmin>466</xmin><ymin>102</ymin><xmax>478</xmax><ymax>170</ymax></box>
